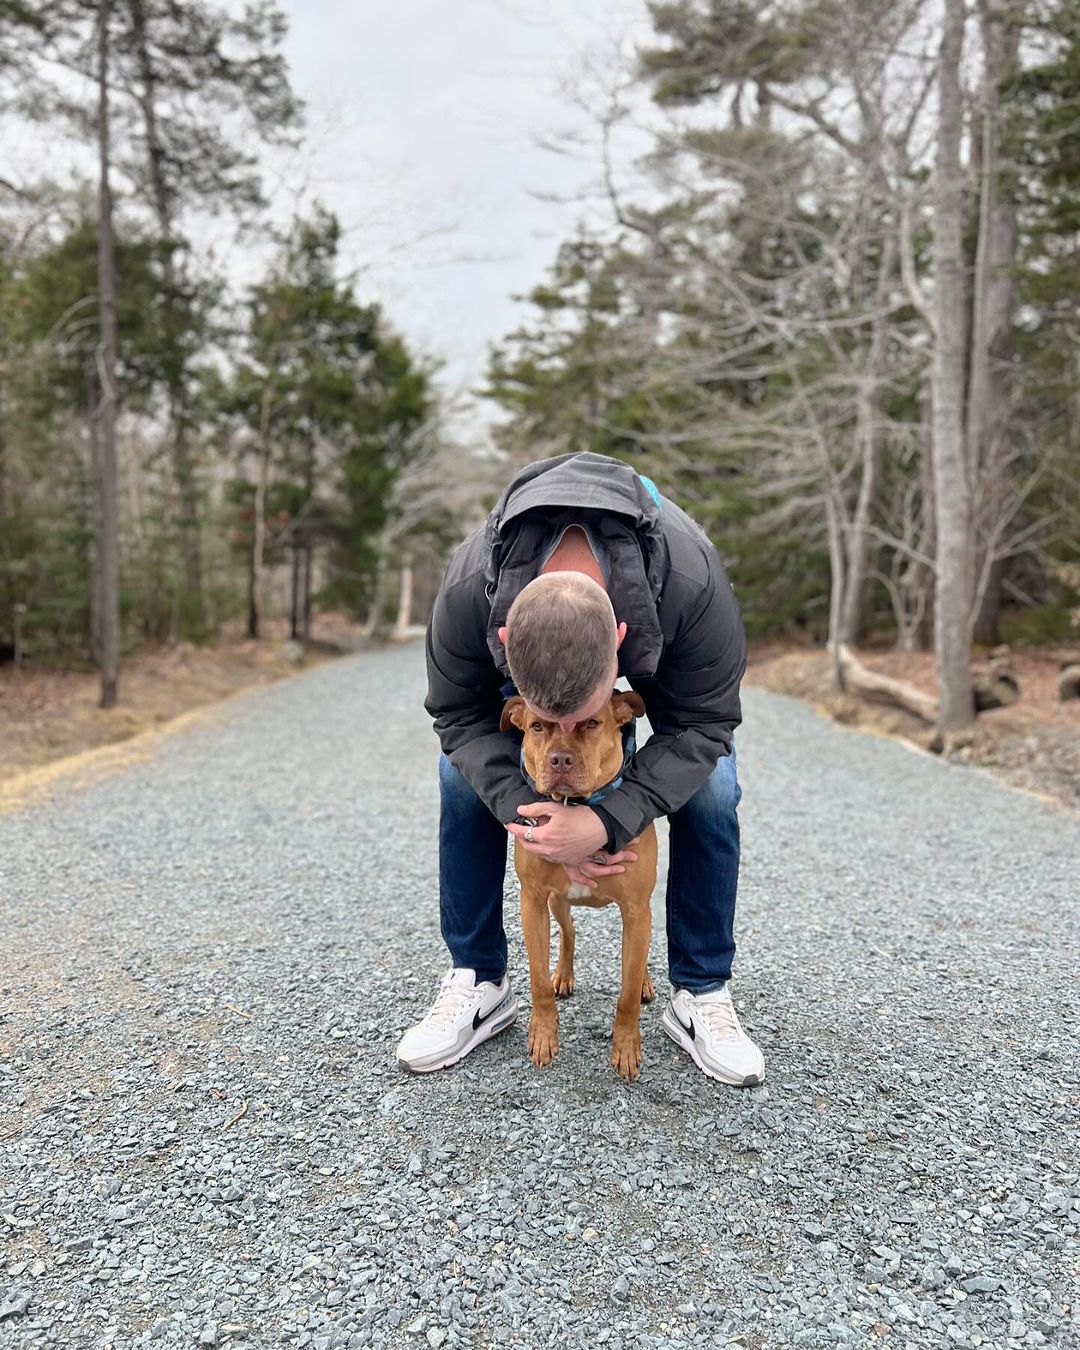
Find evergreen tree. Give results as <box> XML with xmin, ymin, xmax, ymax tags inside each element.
<box><xmin>4</xmin><ymin>0</ymin><xmax>301</xmax><ymax>643</ymax></box>
<box><xmin>118</xmin><ymin>0</ymin><xmax>301</xmax><ymax>632</ymax></box>
<box><xmin>1008</xmin><ymin>2</ymin><xmax>1080</xmax><ymax>624</ymax></box>
<box><xmin>218</xmin><ymin>208</ymin><xmax>433</xmax><ymax>638</ymax></box>
<box><xmin>0</xmin><ymin>210</ymin><xmax>168</xmax><ymax>660</ymax></box>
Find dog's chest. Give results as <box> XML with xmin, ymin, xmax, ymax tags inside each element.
<box><xmin>557</xmin><ymin>881</ymin><xmax>616</xmax><ymax>909</ymax></box>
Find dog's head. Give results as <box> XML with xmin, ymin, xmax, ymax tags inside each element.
<box><xmin>500</xmin><ymin>689</ymin><xmax>644</xmax><ymax>801</ymax></box>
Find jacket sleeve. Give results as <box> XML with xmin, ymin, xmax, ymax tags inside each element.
<box><xmin>424</xmin><ymin>572</ymin><xmax>529</xmax><ymax>825</ymax></box>
<box><xmin>598</xmin><ymin>560</ymin><xmax>745</xmax><ymax>851</ymax></box>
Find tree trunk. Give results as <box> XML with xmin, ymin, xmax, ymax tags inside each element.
<box><xmin>129</xmin><ymin>0</ymin><xmax>203</xmax><ymax>629</ymax></box>
<box><xmin>95</xmin><ymin>0</ymin><xmax>120</xmax><ymax>709</ymax></box>
<box><xmin>968</xmin><ymin>0</ymin><xmax>1022</xmax><ymax>647</ymax></box>
<box><xmin>825</xmin><ymin>491</ymin><xmax>847</xmax><ymax>690</ymax></box>
<box><xmin>395</xmin><ymin>552</ymin><xmax>414</xmax><ymax>633</ymax></box>
<box><xmin>247</xmin><ymin>384</ymin><xmax>272</xmax><ymax>640</ymax></box>
<box><xmin>301</xmin><ymin>546</ymin><xmax>313</xmax><ymax>642</ymax></box>
<box><xmin>289</xmin><ymin>546</ymin><xmax>301</xmax><ymax>640</ymax></box>
<box><xmin>914</xmin><ymin>379</ymin><xmax>937</xmax><ymax>651</ymax></box>
<box><xmin>0</xmin><ymin>392</ymin><xmax>7</xmax><ymax>524</ymax></box>
<box><xmin>173</xmin><ymin>411</ymin><xmax>203</xmax><ymax>618</ymax></box>
<box><xmin>840</xmin><ymin>230</ymin><xmax>897</xmax><ymax>644</ymax></box>
<box><xmin>0</xmin><ymin>389</ymin><xmax>13</xmax><ymax>646</ymax></box>
<box><xmin>246</xmin><ymin>520</ymin><xmax>259</xmax><ymax>640</ymax></box>
<box><xmin>363</xmin><ymin>546</ymin><xmax>388</xmax><ymax>640</ymax></box>
<box><xmin>12</xmin><ymin>601</ymin><xmax>25</xmax><ymax>669</ymax></box>
<box><xmin>931</xmin><ymin>0</ymin><xmax>975</xmax><ymax>737</ymax></box>
<box><xmin>300</xmin><ymin>428</ymin><xmax>315</xmax><ymax>642</ymax></box>
<box><xmin>87</xmin><ymin>406</ymin><xmax>103</xmax><ymax>663</ymax></box>
<box><xmin>973</xmin><ymin>557</ymin><xmax>1006</xmax><ymax>645</ymax></box>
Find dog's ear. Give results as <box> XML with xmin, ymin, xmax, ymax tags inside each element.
<box><xmin>500</xmin><ymin>696</ymin><xmax>527</xmax><ymax>732</ymax></box>
<box><xmin>612</xmin><ymin>690</ymin><xmax>645</xmax><ymax>725</ymax></box>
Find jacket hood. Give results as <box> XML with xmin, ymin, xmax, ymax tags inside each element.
<box><xmin>482</xmin><ymin>453</ymin><xmax>668</xmax><ymax>680</ymax></box>
<box><xmin>486</xmin><ymin>452</ymin><xmax>664</xmax><ymax>548</ymax></box>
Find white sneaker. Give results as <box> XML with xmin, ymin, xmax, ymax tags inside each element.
<box><xmin>662</xmin><ymin>985</ymin><xmax>765</xmax><ymax>1087</ymax></box>
<box><xmin>396</xmin><ymin>968</ymin><xmax>517</xmax><ymax>1073</ymax></box>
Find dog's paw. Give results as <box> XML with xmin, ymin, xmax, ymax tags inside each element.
<box><xmin>552</xmin><ymin>963</ymin><xmax>575</xmax><ymax>998</ymax></box>
<box><xmin>641</xmin><ymin>970</ymin><xmax>656</xmax><ymax>1003</ymax></box>
<box><xmin>528</xmin><ymin>1017</ymin><xmax>559</xmax><ymax>1068</ymax></box>
<box><xmin>611</xmin><ymin>1027</ymin><xmax>642</xmax><ymax>1080</ymax></box>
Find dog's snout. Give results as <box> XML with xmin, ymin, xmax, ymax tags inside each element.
<box><xmin>548</xmin><ymin>750</ymin><xmax>576</xmax><ymax>774</ymax></box>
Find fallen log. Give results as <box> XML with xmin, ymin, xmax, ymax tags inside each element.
<box><xmin>836</xmin><ymin>646</ymin><xmax>1021</xmax><ymax>723</ymax></box>
<box><xmin>973</xmin><ymin>668</ymin><xmax>1020</xmax><ymax>711</ymax></box>
<box><xmin>1059</xmin><ymin>665</ymin><xmax>1080</xmax><ymax>701</ymax></box>
<box><xmin>836</xmin><ymin>644</ymin><xmax>938</xmax><ymax>724</ymax></box>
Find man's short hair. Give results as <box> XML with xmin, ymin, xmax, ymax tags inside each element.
<box><xmin>505</xmin><ymin>573</ymin><xmax>616</xmax><ymax>716</ymax></box>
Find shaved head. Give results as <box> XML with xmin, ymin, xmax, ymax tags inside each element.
<box><xmin>504</xmin><ymin>572</ymin><xmax>618</xmax><ymax>717</ymax></box>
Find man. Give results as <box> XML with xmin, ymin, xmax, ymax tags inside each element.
<box><xmin>396</xmin><ymin>451</ymin><xmax>764</xmax><ymax>1086</ymax></box>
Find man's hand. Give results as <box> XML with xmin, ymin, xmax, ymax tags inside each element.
<box><xmin>505</xmin><ymin>803</ymin><xmax>639</xmax><ymax>890</ymax></box>
<box><xmin>560</xmin><ymin>850</ymin><xmax>639</xmax><ymax>889</ymax></box>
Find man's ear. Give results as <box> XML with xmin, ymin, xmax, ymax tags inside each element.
<box><xmin>500</xmin><ymin>695</ymin><xmax>527</xmax><ymax>732</ymax></box>
<box><xmin>612</xmin><ymin>690</ymin><xmax>645</xmax><ymax>725</ymax></box>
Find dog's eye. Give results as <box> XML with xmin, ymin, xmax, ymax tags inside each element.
<box><xmin>585</xmin><ymin>719</ymin><xmax>600</xmax><ymax>729</ymax></box>
<box><xmin>530</xmin><ymin>721</ymin><xmax>543</xmax><ymax>733</ymax></box>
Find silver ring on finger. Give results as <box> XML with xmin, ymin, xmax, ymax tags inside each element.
<box><xmin>590</xmin><ymin>853</ymin><xmax>607</xmax><ymax>865</ymax></box>
<box><xmin>525</xmin><ymin>825</ymin><xmax>534</xmax><ymax>843</ymax></box>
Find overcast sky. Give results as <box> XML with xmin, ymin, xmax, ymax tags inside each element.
<box><xmin>261</xmin><ymin>0</ymin><xmax>652</xmax><ymax>413</ymax></box>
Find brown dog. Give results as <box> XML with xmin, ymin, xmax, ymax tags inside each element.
<box><xmin>500</xmin><ymin>690</ymin><xmax>659</xmax><ymax>1080</ymax></box>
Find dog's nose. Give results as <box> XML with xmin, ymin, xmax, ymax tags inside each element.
<box><xmin>548</xmin><ymin>750</ymin><xmax>576</xmax><ymax>774</ymax></box>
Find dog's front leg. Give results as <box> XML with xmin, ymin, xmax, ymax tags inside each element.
<box><xmin>520</xmin><ymin>886</ymin><xmax>559</xmax><ymax>1067</ymax></box>
<box><xmin>611</xmin><ymin>900</ymin><xmax>651</xmax><ymax>1080</ymax></box>
<box><xmin>549</xmin><ymin>892</ymin><xmax>575</xmax><ymax>997</ymax></box>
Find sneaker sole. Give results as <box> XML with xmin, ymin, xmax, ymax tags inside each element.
<box><xmin>661</xmin><ymin>1008</ymin><xmax>764</xmax><ymax>1088</ymax></box>
<box><xmin>397</xmin><ymin>999</ymin><xmax>519</xmax><ymax>1074</ymax></box>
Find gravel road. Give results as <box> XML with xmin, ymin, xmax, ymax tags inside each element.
<box><xmin>1</xmin><ymin>641</ymin><xmax>1077</xmax><ymax>1350</ymax></box>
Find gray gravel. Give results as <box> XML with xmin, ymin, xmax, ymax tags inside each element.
<box><xmin>1</xmin><ymin>640</ymin><xmax>1077</xmax><ymax>1350</ymax></box>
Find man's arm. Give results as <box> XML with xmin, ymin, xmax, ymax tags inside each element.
<box><xmin>424</xmin><ymin>572</ymin><xmax>529</xmax><ymax>826</ymax></box>
<box><xmin>594</xmin><ymin>560</ymin><xmax>745</xmax><ymax>851</ymax></box>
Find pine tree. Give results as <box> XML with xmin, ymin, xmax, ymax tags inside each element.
<box><xmin>117</xmin><ymin>0</ymin><xmax>301</xmax><ymax>633</ymax></box>
<box><xmin>218</xmin><ymin>209</ymin><xmax>433</xmax><ymax>639</ymax></box>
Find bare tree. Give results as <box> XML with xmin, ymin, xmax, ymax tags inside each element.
<box><xmin>247</xmin><ymin>381</ymin><xmax>274</xmax><ymax>640</ymax></box>
<box><xmin>122</xmin><ymin>0</ymin><xmax>300</xmax><ymax>632</ymax></box>
<box><xmin>365</xmin><ymin>413</ymin><xmax>498</xmax><ymax>640</ymax></box>
<box><xmin>931</xmin><ymin>0</ymin><xmax>975</xmax><ymax>736</ymax></box>
<box><xmin>94</xmin><ymin>0</ymin><xmax>120</xmax><ymax>707</ymax></box>
<box><xmin>967</xmin><ymin>0</ymin><xmax>1023</xmax><ymax>643</ymax></box>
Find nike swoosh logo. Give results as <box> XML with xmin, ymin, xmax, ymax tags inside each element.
<box><xmin>673</xmin><ymin>1009</ymin><xmax>696</xmax><ymax>1040</ymax></box>
<box><xmin>473</xmin><ymin>998</ymin><xmax>508</xmax><ymax>1031</ymax></box>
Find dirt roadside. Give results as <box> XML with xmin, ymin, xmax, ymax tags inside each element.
<box><xmin>745</xmin><ymin>640</ymin><xmax>1080</xmax><ymax>814</ymax></box>
<box><xmin>0</xmin><ymin>615</ymin><xmax>369</xmax><ymax>811</ymax></box>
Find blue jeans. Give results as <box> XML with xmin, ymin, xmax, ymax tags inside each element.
<box><xmin>438</xmin><ymin>747</ymin><xmax>741</xmax><ymax>994</ymax></box>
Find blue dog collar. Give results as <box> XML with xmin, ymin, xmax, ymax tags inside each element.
<box><xmin>518</xmin><ymin>719</ymin><xmax>637</xmax><ymax>807</ymax></box>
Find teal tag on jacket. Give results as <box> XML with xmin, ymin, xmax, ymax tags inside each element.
<box><xmin>638</xmin><ymin>474</ymin><xmax>662</xmax><ymax>509</ymax></box>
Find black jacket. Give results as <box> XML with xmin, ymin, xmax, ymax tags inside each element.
<box><xmin>424</xmin><ymin>452</ymin><xmax>746</xmax><ymax>850</ymax></box>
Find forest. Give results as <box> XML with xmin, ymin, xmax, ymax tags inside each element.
<box><xmin>1</xmin><ymin>0</ymin><xmax>1078</xmax><ymax>744</ymax></box>
<box><xmin>0</xmin><ymin>0</ymin><xmax>480</xmax><ymax>709</ymax></box>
